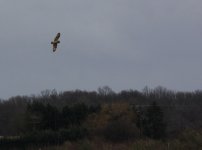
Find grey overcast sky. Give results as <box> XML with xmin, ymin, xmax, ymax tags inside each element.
<box><xmin>0</xmin><ymin>0</ymin><xmax>202</xmax><ymax>99</ymax></box>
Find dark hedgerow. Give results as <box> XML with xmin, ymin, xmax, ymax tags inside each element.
<box><xmin>0</xmin><ymin>127</ymin><xmax>88</xmax><ymax>149</ymax></box>
<box><xmin>102</xmin><ymin>120</ymin><xmax>138</xmax><ymax>142</ymax></box>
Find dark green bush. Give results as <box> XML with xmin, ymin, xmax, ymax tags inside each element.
<box><xmin>59</xmin><ymin>126</ymin><xmax>88</xmax><ymax>141</ymax></box>
<box><xmin>0</xmin><ymin>127</ymin><xmax>88</xmax><ymax>149</ymax></box>
<box><xmin>102</xmin><ymin>120</ymin><xmax>137</xmax><ymax>142</ymax></box>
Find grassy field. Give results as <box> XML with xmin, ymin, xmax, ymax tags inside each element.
<box><xmin>1</xmin><ymin>129</ymin><xmax>202</xmax><ymax>150</ymax></box>
<box><xmin>26</xmin><ymin>139</ymin><xmax>201</xmax><ymax>150</ymax></box>
<box><xmin>26</xmin><ymin>132</ymin><xmax>202</xmax><ymax>150</ymax></box>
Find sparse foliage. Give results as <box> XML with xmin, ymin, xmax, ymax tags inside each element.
<box><xmin>0</xmin><ymin>86</ymin><xmax>202</xmax><ymax>148</ymax></box>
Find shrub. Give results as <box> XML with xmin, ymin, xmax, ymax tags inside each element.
<box><xmin>102</xmin><ymin>119</ymin><xmax>138</xmax><ymax>142</ymax></box>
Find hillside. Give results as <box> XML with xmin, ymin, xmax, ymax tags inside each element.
<box><xmin>0</xmin><ymin>86</ymin><xmax>202</xmax><ymax>149</ymax></box>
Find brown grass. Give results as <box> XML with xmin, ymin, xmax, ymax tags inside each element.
<box><xmin>28</xmin><ymin>137</ymin><xmax>202</xmax><ymax>150</ymax></box>
<box><xmin>10</xmin><ymin>130</ymin><xmax>202</xmax><ymax>150</ymax></box>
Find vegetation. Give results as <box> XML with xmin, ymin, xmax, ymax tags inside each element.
<box><xmin>0</xmin><ymin>86</ymin><xmax>202</xmax><ymax>149</ymax></box>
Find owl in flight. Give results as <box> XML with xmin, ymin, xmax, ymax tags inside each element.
<box><xmin>51</xmin><ymin>33</ymin><xmax>60</xmax><ymax>52</ymax></box>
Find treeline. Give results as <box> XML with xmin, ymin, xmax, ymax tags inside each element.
<box><xmin>0</xmin><ymin>100</ymin><xmax>166</xmax><ymax>148</ymax></box>
<box><xmin>0</xmin><ymin>86</ymin><xmax>202</xmax><ymax>146</ymax></box>
<box><xmin>26</xmin><ymin>102</ymin><xmax>99</xmax><ymax>131</ymax></box>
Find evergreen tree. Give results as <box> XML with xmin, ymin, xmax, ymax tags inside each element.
<box><xmin>142</xmin><ymin>101</ymin><xmax>166</xmax><ymax>139</ymax></box>
<box><xmin>43</xmin><ymin>104</ymin><xmax>61</xmax><ymax>130</ymax></box>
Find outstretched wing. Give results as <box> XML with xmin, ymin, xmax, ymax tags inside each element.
<box><xmin>54</xmin><ymin>33</ymin><xmax>60</xmax><ymax>41</ymax></box>
<box><xmin>53</xmin><ymin>43</ymin><xmax>57</xmax><ymax>52</ymax></box>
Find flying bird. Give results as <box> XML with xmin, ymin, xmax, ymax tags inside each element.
<box><xmin>51</xmin><ymin>33</ymin><xmax>60</xmax><ymax>52</ymax></box>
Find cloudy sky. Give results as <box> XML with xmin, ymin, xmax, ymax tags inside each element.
<box><xmin>0</xmin><ymin>0</ymin><xmax>202</xmax><ymax>99</ymax></box>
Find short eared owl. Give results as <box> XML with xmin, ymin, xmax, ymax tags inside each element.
<box><xmin>51</xmin><ymin>33</ymin><xmax>60</xmax><ymax>52</ymax></box>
